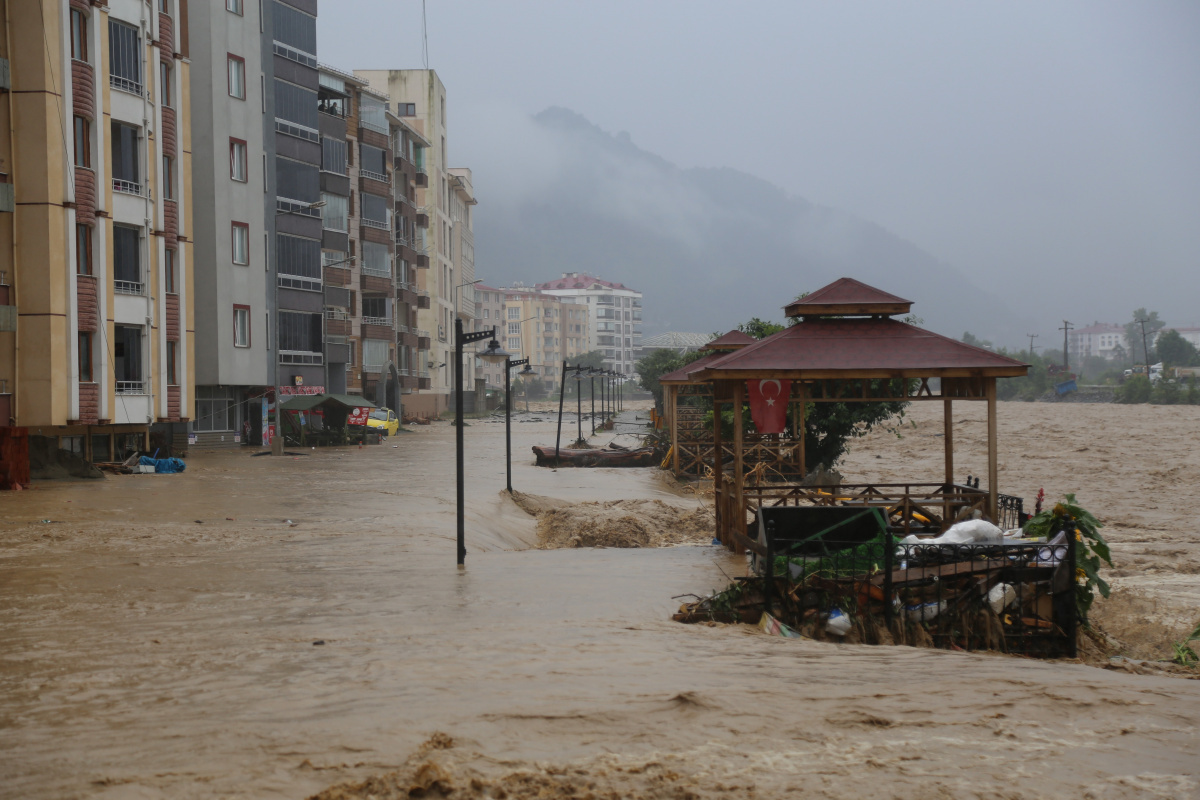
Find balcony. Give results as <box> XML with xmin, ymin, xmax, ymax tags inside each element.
<box><xmin>113</xmin><ymin>178</ymin><xmax>145</xmax><ymax>197</ymax></box>
<box><xmin>324</xmin><ymin>308</ymin><xmax>351</xmax><ymax>336</ymax></box>
<box><xmin>116</xmin><ymin>380</ymin><xmax>146</xmax><ymax>395</ymax></box>
<box><xmin>114</xmin><ymin>280</ymin><xmax>144</xmax><ymax>296</ymax></box>
<box><xmin>362</xmin><ymin>315</ymin><xmax>389</xmax><ymax>326</ymax></box>
<box><xmin>417</xmin><ymin>291</ymin><xmax>431</xmax><ymax>309</ymax></box>
<box><xmin>110</xmin><ymin>74</ymin><xmax>143</xmax><ymax>97</ymax></box>
<box><xmin>414</xmin><ymin>162</ymin><xmax>428</xmax><ymax>187</ymax></box>
<box><xmin>359</xmin><ymin>168</ymin><xmax>389</xmax><ymax>185</ymax></box>
<box><xmin>361</xmin><ymin>217</ymin><xmax>390</xmax><ymax>231</ymax></box>
<box><xmin>280</xmin><ymin>350</ymin><xmax>323</xmax><ymax>365</ymax></box>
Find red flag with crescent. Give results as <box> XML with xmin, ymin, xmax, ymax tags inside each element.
<box><xmin>747</xmin><ymin>379</ymin><xmax>791</xmax><ymax>434</ymax></box>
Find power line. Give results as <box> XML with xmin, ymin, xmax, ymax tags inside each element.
<box><xmin>421</xmin><ymin>0</ymin><xmax>429</xmax><ymax>69</ymax></box>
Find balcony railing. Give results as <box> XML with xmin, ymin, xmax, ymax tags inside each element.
<box><xmin>116</xmin><ymin>380</ymin><xmax>146</xmax><ymax>395</ymax></box>
<box><xmin>416</xmin><ymin>329</ymin><xmax>430</xmax><ymax>339</ymax></box>
<box><xmin>277</xmin><ymin>198</ymin><xmax>322</xmax><ymax>218</ymax></box>
<box><xmin>360</xmin><ymin>263</ymin><xmax>391</xmax><ymax>278</ymax></box>
<box><xmin>360</xmin><ymin>168</ymin><xmax>389</xmax><ymax>184</ymax></box>
<box><xmin>279</xmin><ymin>350</ymin><xmax>323</xmax><ymax>365</ymax></box>
<box><xmin>278</xmin><ymin>274</ymin><xmax>321</xmax><ymax>292</ymax></box>
<box><xmin>361</xmin><ymin>217</ymin><xmax>390</xmax><ymax>231</ymax></box>
<box><xmin>113</xmin><ymin>178</ymin><xmax>144</xmax><ymax>197</ymax></box>
<box><xmin>395</xmin><ymin>324</ymin><xmax>410</xmax><ymax>333</ymax></box>
<box><xmin>324</xmin><ymin>309</ymin><xmax>350</xmax><ymax>320</ymax></box>
<box><xmin>363</xmin><ymin>362</ymin><xmax>384</xmax><ymax>374</ymax></box>
<box><xmin>362</xmin><ymin>315</ymin><xmax>389</xmax><ymax>327</ymax></box>
<box><xmin>275</xmin><ymin>118</ymin><xmax>319</xmax><ymax>143</ymax></box>
<box><xmin>110</xmin><ymin>74</ymin><xmax>144</xmax><ymax>96</ymax></box>
<box><xmin>114</xmin><ymin>280</ymin><xmax>144</xmax><ymax>295</ymax></box>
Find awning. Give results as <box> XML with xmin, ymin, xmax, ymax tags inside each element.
<box><xmin>279</xmin><ymin>393</ymin><xmax>377</xmax><ymax>412</ymax></box>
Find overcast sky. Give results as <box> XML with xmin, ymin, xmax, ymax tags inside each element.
<box><xmin>319</xmin><ymin>1</ymin><xmax>1200</xmax><ymax>345</ymax></box>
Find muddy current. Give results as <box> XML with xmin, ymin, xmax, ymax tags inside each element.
<box><xmin>1</xmin><ymin>402</ymin><xmax>1198</xmax><ymax>799</ymax></box>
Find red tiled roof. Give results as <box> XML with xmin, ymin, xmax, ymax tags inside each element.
<box><xmin>699</xmin><ymin>317</ymin><xmax>1028</xmax><ymax>378</ymax></box>
<box><xmin>660</xmin><ymin>352</ymin><xmax>728</xmax><ymax>384</ymax></box>
<box><xmin>703</xmin><ymin>330</ymin><xmax>755</xmax><ymax>351</ymax></box>
<box><xmin>535</xmin><ymin>273</ymin><xmax>637</xmax><ymax>292</ymax></box>
<box><xmin>1073</xmin><ymin>323</ymin><xmax>1123</xmax><ymax>335</ymax></box>
<box><xmin>784</xmin><ymin>277</ymin><xmax>912</xmax><ymax>317</ymax></box>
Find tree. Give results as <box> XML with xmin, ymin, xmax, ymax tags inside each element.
<box><xmin>737</xmin><ymin>317</ymin><xmax>785</xmax><ymax>340</ymax></box>
<box><xmin>961</xmin><ymin>331</ymin><xmax>994</xmax><ymax>350</ymax></box>
<box><xmin>1154</xmin><ymin>329</ymin><xmax>1200</xmax><ymax>367</ymax></box>
<box><xmin>1125</xmin><ymin>309</ymin><xmax>1165</xmax><ymax>365</ymax></box>
<box><xmin>635</xmin><ymin>348</ymin><xmax>704</xmax><ymax>413</ymax></box>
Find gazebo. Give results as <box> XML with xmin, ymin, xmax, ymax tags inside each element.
<box><xmin>692</xmin><ymin>278</ymin><xmax>1029</xmax><ymax>552</ymax></box>
<box><xmin>660</xmin><ymin>330</ymin><xmax>755</xmax><ymax>477</ymax></box>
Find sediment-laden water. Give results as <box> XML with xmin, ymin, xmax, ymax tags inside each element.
<box><xmin>1</xmin><ymin>403</ymin><xmax>1197</xmax><ymax>799</ymax></box>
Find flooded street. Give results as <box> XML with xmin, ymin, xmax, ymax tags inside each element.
<box><xmin>2</xmin><ymin>404</ymin><xmax>1199</xmax><ymax>799</ymax></box>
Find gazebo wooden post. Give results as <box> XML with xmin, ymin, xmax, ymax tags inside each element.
<box><xmin>943</xmin><ymin>395</ymin><xmax>954</xmax><ymax>523</ymax></box>
<box><xmin>669</xmin><ymin>384</ymin><xmax>680</xmax><ymax>475</ymax></box>
<box><xmin>986</xmin><ymin>377</ymin><xmax>998</xmax><ymax>520</ymax></box>
<box><xmin>711</xmin><ymin>383</ymin><xmax>724</xmax><ymax>544</ymax></box>
<box><xmin>796</xmin><ymin>382</ymin><xmax>806</xmax><ymax>477</ymax></box>
<box><xmin>733</xmin><ymin>380</ymin><xmax>746</xmax><ymax>546</ymax></box>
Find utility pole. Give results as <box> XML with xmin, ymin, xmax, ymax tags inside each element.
<box><xmin>1136</xmin><ymin>318</ymin><xmax>1151</xmax><ymax>371</ymax></box>
<box><xmin>1026</xmin><ymin>333</ymin><xmax>1039</xmax><ymax>359</ymax></box>
<box><xmin>1059</xmin><ymin>320</ymin><xmax>1073</xmax><ymax>372</ymax></box>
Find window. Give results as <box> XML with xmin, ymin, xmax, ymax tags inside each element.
<box><xmin>273</xmin><ymin>2</ymin><xmax>317</xmax><ymax>56</ymax></box>
<box><xmin>508</xmin><ymin>322</ymin><xmax>520</xmax><ymax>335</ymax></box>
<box><xmin>162</xmin><ymin>156</ymin><xmax>175</xmax><ymax>199</ymax></box>
<box><xmin>275</xmin><ymin>156</ymin><xmax>318</xmax><ymax>203</ymax></box>
<box><xmin>76</xmin><ymin>224</ymin><xmax>92</xmax><ymax>275</ymax></box>
<box><xmin>507</xmin><ymin>337</ymin><xmax>520</xmax><ymax>350</ymax></box>
<box><xmin>361</xmin><ymin>241</ymin><xmax>390</xmax><ymax>277</ymax></box>
<box><xmin>360</xmin><ymin>144</ymin><xmax>387</xmax><ymax>178</ymax></box>
<box><xmin>361</xmin><ymin>193</ymin><xmax>389</xmax><ymax>228</ymax></box>
<box><xmin>359</xmin><ymin>95</ymin><xmax>387</xmax><ymax>134</ymax></box>
<box><xmin>228</xmin><ymin>55</ymin><xmax>246</xmax><ymax>99</ymax></box>
<box><xmin>320</xmin><ymin>192</ymin><xmax>348</xmax><ymax>232</ymax></box>
<box><xmin>159</xmin><ymin>61</ymin><xmax>172</xmax><ymax>107</ymax></box>
<box><xmin>164</xmin><ymin>248</ymin><xmax>177</xmax><ymax>292</ymax></box>
<box><xmin>397</xmin><ymin>102</ymin><xmax>415</xmax><ymax>117</ymax></box>
<box><xmin>108</xmin><ymin>20</ymin><xmax>142</xmax><ymax>94</ymax></box>
<box><xmin>229</xmin><ymin>138</ymin><xmax>247</xmax><ymax>181</ymax></box>
<box><xmin>113</xmin><ymin>226</ymin><xmax>141</xmax><ymax>291</ymax></box>
<box><xmin>226</xmin><ymin>0</ymin><xmax>243</xmax><ymax>14</ymax></box>
<box><xmin>195</xmin><ymin>386</ymin><xmax>237</xmax><ymax>432</ymax></box>
<box><xmin>79</xmin><ymin>332</ymin><xmax>93</xmax><ymax>382</ymax></box>
<box><xmin>70</xmin><ymin>9</ymin><xmax>88</xmax><ymax>62</ymax></box>
<box><xmin>233</xmin><ymin>305</ymin><xmax>251</xmax><ymax>347</ymax></box>
<box><xmin>362</xmin><ymin>297</ymin><xmax>388</xmax><ymax>320</ymax></box>
<box><xmin>274</xmin><ymin>79</ymin><xmax>318</xmax><ymax>137</ymax></box>
<box><xmin>114</xmin><ymin>325</ymin><xmax>143</xmax><ymax>385</ymax></box>
<box><xmin>166</xmin><ymin>341</ymin><xmax>178</xmax><ymax>385</ymax></box>
<box><xmin>276</xmin><ymin>234</ymin><xmax>321</xmax><ymax>281</ymax></box>
<box><xmin>508</xmin><ymin>307</ymin><xmax>520</xmax><ymax>319</ymax></box>
<box><xmin>231</xmin><ymin>222</ymin><xmax>249</xmax><ymax>265</ymax></box>
<box><xmin>73</xmin><ymin>116</ymin><xmax>90</xmax><ymax>167</ymax></box>
<box><xmin>158</xmin><ymin>0</ymin><xmax>170</xmax><ymax>12</ymax></box>
<box><xmin>278</xmin><ymin>311</ymin><xmax>322</xmax><ymax>353</ymax></box>
<box><xmin>321</xmin><ymin>138</ymin><xmax>346</xmax><ymax>174</ymax></box>
<box><xmin>363</xmin><ymin>339</ymin><xmax>388</xmax><ymax>371</ymax></box>
<box><xmin>111</xmin><ymin>122</ymin><xmax>140</xmax><ymax>191</ymax></box>
<box><xmin>483</xmin><ymin>309</ymin><xmax>489</xmax><ymax>319</ymax></box>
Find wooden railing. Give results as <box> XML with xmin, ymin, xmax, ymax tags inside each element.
<box><xmin>716</xmin><ymin>479</ymin><xmax>993</xmax><ymax>552</ymax></box>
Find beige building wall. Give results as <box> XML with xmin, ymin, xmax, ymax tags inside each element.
<box><xmin>0</xmin><ymin>0</ymin><xmax>193</xmax><ymax>457</ymax></box>
<box><xmin>495</xmin><ymin>290</ymin><xmax>589</xmax><ymax>391</ymax></box>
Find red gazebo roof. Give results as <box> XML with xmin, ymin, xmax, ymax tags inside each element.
<box><xmin>702</xmin><ymin>330</ymin><xmax>755</xmax><ymax>351</ymax></box>
<box><xmin>660</xmin><ymin>351</ymin><xmax>728</xmax><ymax>385</ymax></box>
<box><xmin>784</xmin><ymin>277</ymin><xmax>913</xmax><ymax>317</ymax></box>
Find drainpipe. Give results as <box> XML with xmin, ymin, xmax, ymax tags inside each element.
<box><xmin>5</xmin><ymin>0</ymin><xmax>18</xmax><ymax>425</ymax></box>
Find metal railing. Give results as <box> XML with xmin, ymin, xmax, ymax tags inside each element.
<box><xmin>110</xmin><ymin>74</ymin><xmax>144</xmax><ymax>96</ymax></box>
<box><xmin>114</xmin><ymin>280</ymin><xmax>144</xmax><ymax>295</ymax></box>
<box><xmin>415</xmin><ymin>329</ymin><xmax>430</xmax><ymax>339</ymax></box>
<box><xmin>362</xmin><ymin>362</ymin><xmax>384</xmax><ymax>373</ymax></box>
<box><xmin>360</xmin><ymin>263</ymin><xmax>391</xmax><ymax>278</ymax></box>
<box><xmin>275</xmin><ymin>119</ymin><xmax>319</xmax><ymax>143</ymax></box>
<box><xmin>324</xmin><ymin>309</ymin><xmax>350</xmax><ymax>321</ymax></box>
<box><xmin>278</xmin><ymin>275</ymin><xmax>321</xmax><ymax>292</ymax></box>
<box><xmin>116</xmin><ymin>380</ymin><xmax>146</xmax><ymax>395</ymax></box>
<box><xmin>359</xmin><ymin>168</ymin><xmax>389</xmax><ymax>184</ymax></box>
<box><xmin>361</xmin><ymin>315</ymin><xmax>389</xmax><ymax>327</ymax></box>
<box><xmin>361</xmin><ymin>217</ymin><xmax>390</xmax><ymax>231</ymax></box>
<box><xmin>395</xmin><ymin>324</ymin><xmax>410</xmax><ymax>333</ymax></box>
<box><xmin>277</xmin><ymin>198</ymin><xmax>322</xmax><ymax>218</ymax></box>
<box><xmin>113</xmin><ymin>178</ymin><xmax>143</xmax><ymax>196</ymax></box>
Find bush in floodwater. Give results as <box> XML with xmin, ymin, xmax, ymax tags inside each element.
<box><xmin>1115</xmin><ymin>375</ymin><xmax>1151</xmax><ymax>404</ymax></box>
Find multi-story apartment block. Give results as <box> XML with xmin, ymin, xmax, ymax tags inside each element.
<box><xmin>536</xmin><ymin>273</ymin><xmax>642</xmax><ymax>375</ymax></box>
<box><xmin>354</xmin><ymin>68</ymin><xmax>475</xmax><ymax>416</ymax></box>
<box><xmin>476</xmin><ymin>286</ymin><xmax>589</xmax><ymax>392</ymax></box>
<box><xmin>189</xmin><ymin>0</ymin><xmax>270</xmax><ymax>446</ymax></box>
<box><xmin>1</xmin><ymin>0</ymin><xmax>194</xmax><ymax>461</ymax></box>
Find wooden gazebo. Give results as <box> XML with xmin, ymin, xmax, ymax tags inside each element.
<box><xmin>660</xmin><ymin>330</ymin><xmax>755</xmax><ymax>477</ymax></box>
<box><xmin>693</xmin><ymin>278</ymin><xmax>1029</xmax><ymax>552</ymax></box>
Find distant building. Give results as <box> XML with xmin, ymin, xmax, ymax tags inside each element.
<box><xmin>535</xmin><ymin>273</ymin><xmax>642</xmax><ymax>375</ymax></box>
<box><xmin>639</xmin><ymin>332</ymin><xmax>714</xmax><ymax>356</ymax></box>
<box><xmin>1163</xmin><ymin>327</ymin><xmax>1200</xmax><ymax>350</ymax></box>
<box><xmin>475</xmin><ymin>285</ymin><xmax>589</xmax><ymax>392</ymax></box>
<box><xmin>1069</xmin><ymin>323</ymin><xmax>1127</xmax><ymax>362</ymax></box>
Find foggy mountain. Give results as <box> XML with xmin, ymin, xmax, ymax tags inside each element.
<box><xmin>473</xmin><ymin>107</ymin><xmax>1020</xmax><ymax>342</ymax></box>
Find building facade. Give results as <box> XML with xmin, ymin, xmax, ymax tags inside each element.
<box><xmin>1</xmin><ymin>0</ymin><xmax>194</xmax><ymax>460</ymax></box>
<box><xmin>476</xmin><ymin>285</ymin><xmax>589</xmax><ymax>392</ymax></box>
<box><xmin>535</xmin><ymin>273</ymin><xmax>642</xmax><ymax>375</ymax></box>
<box><xmin>354</xmin><ymin>69</ymin><xmax>476</xmax><ymax>416</ymax></box>
<box><xmin>1068</xmin><ymin>323</ymin><xmax>1127</xmax><ymax>362</ymax></box>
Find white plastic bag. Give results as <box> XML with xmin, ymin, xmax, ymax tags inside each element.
<box><xmin>825</xmin><ymin>608</ymin><xmax>852</xmax><ymax>637</ymax></box>
<box><xmin>987</xmin><ymin>583</ymin><xmax>1017</xmax><ymax>614</ymax></box>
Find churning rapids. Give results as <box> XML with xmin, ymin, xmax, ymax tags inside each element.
<box><xmin>1</xmin><ymin>402</ymin><xmax>1198</xmax><ymax>799</ymax></box>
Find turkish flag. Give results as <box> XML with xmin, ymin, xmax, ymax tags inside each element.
<box><xmin>747</xmin><ymin>379</ymin><xmax>791</xmax><ymax>434</ymax></box>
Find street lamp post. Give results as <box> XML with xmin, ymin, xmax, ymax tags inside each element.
<box><xmin>504</xmin><ymin>357</ymin><xmax>533</xmax><ymax>493</ymax></box>
<box><xmin>588</xmin><ymin>368</ymin><xmax>596</xmax><ymax>435</ymax></box>
<box><xmin>573</xmin><ymin>367</ymin><xmax>586</xmax><ymax>446</ymax></box>
<box><xmin>456</xmin><ymin>322</ymin><xmax>508</xmax><ymax>565</ymax></box>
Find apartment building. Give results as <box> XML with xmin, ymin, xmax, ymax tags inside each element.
<box><xmin>354</xmin><ymin>68</ymin><xmax>475</xmax><ymax>416</ymax></box>
<box><xmin>0</xmin><ymin>0</ymin><xmax>194</xmax><ymax>460</ymax></box>
<box><xmin>189</xmin><ymin>0</ymin><xmax>270</xmax><ymax>446</ymax></box>
<box><xmin>535</xmin><ymin>273</ymin><xmax>642</xmax><ymax>375</ymax></box>
<box><xmin>476</xmin><ymin>286</ymin><xmax>589</xmax><ymax>392</ymax></box>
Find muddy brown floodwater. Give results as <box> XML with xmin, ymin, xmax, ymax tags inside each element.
<box><xmin>1</xmin><ymin>402</ymin><xmax>1198</xmax><ymax>799</ymax></box>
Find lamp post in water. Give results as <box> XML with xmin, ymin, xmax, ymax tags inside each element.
<box><xmin>504</xmin><ymin>357</ymin><xmax>534</xmax><ymax>493</ymax></box>
<box><xmin>456</xmin><ymin>323</ymin><xmax>508</xmax><ymax>565</ymax></box>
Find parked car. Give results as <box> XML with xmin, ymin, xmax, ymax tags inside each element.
<box><xmin>367</xmin><ymin>408</ymin><xmax>399</xmax><ymax>437</ymax></box>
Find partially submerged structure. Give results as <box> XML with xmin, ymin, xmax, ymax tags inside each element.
<box><xmin>688</xmin><ymin>278</ymin><xmax>1029</xmax><ymax>551</ymax></box>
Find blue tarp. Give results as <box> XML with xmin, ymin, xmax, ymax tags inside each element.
<box><xmin>138</xmin><ymin>456</ymin><xmax>186</xmax><ymax>474</ymax></box>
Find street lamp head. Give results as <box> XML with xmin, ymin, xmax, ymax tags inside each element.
<box><xmin>478</xmin><ymin>337</ymin><xmax>510</xmax><ymax>364</ymax></box>
<box><xmin>572</xmin><ymin>368</ymin><xmax>585</xmax><ymax>381</ymax></box>
<box><xmin>518</xmin><ymin>364</ymin><xmax>536</xmax><ymax>377</ymax></box>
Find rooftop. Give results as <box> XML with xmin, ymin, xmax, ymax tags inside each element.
<box><xmin>783</xmin><ymin>277</ymin><xmax>912</xmax><ymax>318</ymax></box>
<box><xmin>536</xmin><ymin>273</ymin><xmax>639</xmax><ymax>293</ymax></box>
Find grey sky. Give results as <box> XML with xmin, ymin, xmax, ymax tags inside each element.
<box><xmin>319</xmin><ymin>1</ymin><xmax>1200</xmax><ymax>345</ymax></box>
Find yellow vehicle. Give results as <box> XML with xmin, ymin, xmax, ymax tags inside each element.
<box><xmin>366</xmin><ymin>408</ymin><xmax>399</xmax><ymax>437</ymax></box>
